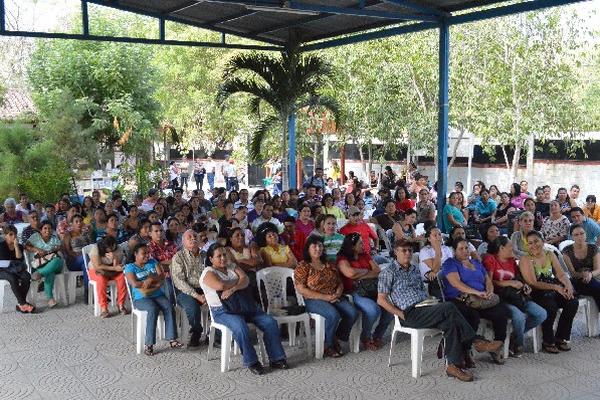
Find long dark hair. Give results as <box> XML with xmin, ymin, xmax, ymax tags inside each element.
<box><xmin>206</xmin><ymin>242</ymin><xmax>226</xmax><ymax>267</ymax></box>
<box><xmin>98</xmin><ymin>236</ymin><xmax>117</xmax><ymax>258</ymax></box>
<box><xmin>338</xmin><ymin>232</ymin><xmax>361</xmax><ymax>261</ymax></box>
<box><xmin>487</xmin><ymin>236</ymin><xmax>510</xmax><ymax>255</ymax></box>
<box><xmin>302</xmin><ymin>235</ymin><xmax>328</xmax><ymax>264</ymax></box>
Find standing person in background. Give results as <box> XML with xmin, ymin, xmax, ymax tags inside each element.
<box><xmin>179</xmin><ymin>157</ymin><xmax>192</xmax><ymax>191</ymax></box>
<box><xmin>205</xmin><ymin>157</ymin><xmax>216</xmax><ymax>191</ymax></box>
<box><xmin>328</xmin><ymin>160</ymin><xmax>341</xmax><ymax>185</ymax></box>
<box><xmin>193</xmin><ymin>160</ymin><xmax>206</xmax><ymax>192</ymax></box>
<box><xmin>223</xmin><ymin>157</ymin><xmax>238</xmax><ymax>192</ymax></box>
<box><xmin>169</xmin><ymin>161</ymin><xmax>179</xmax><ymax>189</ymax></box>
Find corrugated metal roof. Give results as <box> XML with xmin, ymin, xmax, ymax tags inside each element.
<box><xmin>87</xmin><ymin>0</ymin><xmax>482</xmax><ymax>46</ymax></box>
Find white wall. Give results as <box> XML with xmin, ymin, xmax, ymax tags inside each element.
<box><xmin>340</xmin><ymin>159</ymin><xmax>600</xmax><ymax>198</ymax></box>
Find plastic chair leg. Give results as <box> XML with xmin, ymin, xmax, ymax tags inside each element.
<box><xmin>136</xmin><ymin>313</ymin><xmax>146</xmax><ymax>354</ymax></box>
<box><xmin>387</xmin><ymin>330</ymin><xmax>398</xmax><ymax>367</ymax></box>
<box><xmin>411</xmin><ymin>332</ymin><xmax>424</xmax><ymax>379</ymax></box>
<box><xmin>207</xmin><ymin>326</ymin><xmax>216</xmax><ymax>360</ymax></box>
<box><xmin>350</xmin><ymin>313</ymin><xmax>362</xmax><ymax>353</ymax></box>
<box><xmin>288</xmin><ymin>322</ymin><xmax>296</xmax><ymax>347</ymax></box>
<box><xmin>313</xmin><ymin>316</ymin><xmax>325</xmax><ymax>359</ymax></box>
<box><xmin>201</xmin><ymin>307</ymin><xmax>210</xmax><ymax>341</ymax></box>
<box><xmin>221</xmin><ymin>328</ymin><xmax>232</xmax><ymax>373</ymax></box>
<box><xmin>303</xmin><ymin>316</ymin><xmax>312</xmax><ymax>357</ymax></box>
<box><xmin>0</xmin><ymin>282</ymin><xmax>5</xmax><ymax>313</ymax></box>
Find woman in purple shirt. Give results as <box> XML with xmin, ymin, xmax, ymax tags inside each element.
<box><xmin>441</xmin><ymin>238</ymin><xmax>510</xmax><ymax>365</ymax></box>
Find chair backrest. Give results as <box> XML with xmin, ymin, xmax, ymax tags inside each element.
<box><xmin>124</xmin><ymin>280</ymin><xmax>138</xmax><ymax>311</ymax></box>
<box><xmin>255</xmin><ymin>266</ymin><xmax>297</xmax><ymax>312</ymax></box>
<box><xmin>558</xmin><ymin>240</ymin><xmax>574</xmax><ymax>252</ymax></box>
<box><xmin>81</xmin><ymin>244</ymin><xmax>96</xmax><ymax>273</ymax></box>
<box><xmin>23</xmin><ymin>250</ymin><xmax>34</xmax><ymax>273</ymax></box>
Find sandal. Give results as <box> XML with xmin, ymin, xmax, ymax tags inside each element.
<box><xmin>144</xmin><ymin>345</ymin><xmax>154</xmax><ymax>356</ymax></box>
<box><xmin>361</xmin><ymin>339</ymin><xmax>379</xmax><ymax>351</ymax></box>
<box><xmin>15</xmin><ymin>304</ymin><xmax>30</xmax><ymax>314</ymax></box>
<box><xmin>324</xmin><ymin>347</ymin><xmax>343</xmax><ymax>358</ymax></box>
<box><xmin>118</xmin><ymin>306</ymin><xmax>130</xmax><ymax>315</ymax></box>
<box><xmin>47</xmin><ymin>299</ymin><xmax>57</xmax><ymax>309</ymax></box>
<box><xmin>100</xmin><ymin>309</ymin><xmax>110</xmax><ymax>318</ymax></box>
<box><xmin>169</xmin><ymin>340</ymin><xmax>184</xmax><ymax>349</ymax></box>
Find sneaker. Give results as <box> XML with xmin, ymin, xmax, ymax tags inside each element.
<box><xmin>248</xmin><ymin>362</ymin><xmax>266</xmax><ymax>375</ymax></box>
<box><xmin>511</xmin><ymin>345</ymin><xmax>524</xmax><ymax>358</ymax></box>
<box><xmin>556</xmin><ymin>341</ymin><xmax>571</xmax><ymax>352</ymax></box>
<box><xmin>188</xmin><ymin>332</ymin><xmax>201</xmax><ymax>348</ymax></box>
<box><xmin>269</xmin><ymin>360</ymin><xmax>289</xmax><ymax>370</ymax></box>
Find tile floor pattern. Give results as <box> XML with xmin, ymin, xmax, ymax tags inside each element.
<box><xmin>2</xmin><ymin>294</ymin><xmax>600</xmax><ymax>400</ymax></box>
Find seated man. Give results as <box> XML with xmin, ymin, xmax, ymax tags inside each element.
<box><xmin>171</xmin><ymin>230</ymin><xmax>206</xmax><ymax>347</ymax></box>
<box><xmin>371</xmin><ymin>199</ymin><xmax>402</xmax><ymax>232</ymax></box>
<box><xmin>570</xmin><ymin>207</ymin><xmax>600</xmax><ymax>245</ymax></box>
<box><xmin>250</xmin><ymin>202</ymin><xmax>283</xmax><ymax>234</ymax></box>
<box><xmin>377</xmin><ymin>239</ymin><xmax>502</xmax><ymax>382</ymax></box>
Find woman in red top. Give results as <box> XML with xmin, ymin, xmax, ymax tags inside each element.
<box><xmin>337</xmin><ymin>233</ymin><xmax>393</xmax><ymax>350</ymax></box>
<box><xmin>482</xmin><ymin>236</ymin><xmax>546</xmax><ymax>357</ymax></box>
<box><xmin>394</xmin><ymin>186</ymin><xmax>415</xmax><ymax>213</ymax></box>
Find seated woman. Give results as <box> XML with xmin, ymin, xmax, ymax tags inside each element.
<box><xmin>519</xmin><ymin>231</ymin><xmax>578</xmax><ymax>353</ymax></box>
<box><xmin>89</xmin><ymin>236</ymin><xmax>129</xmax><ymax>318</ymax></box>
<box><xmin>296</xmin><ymin>205</ymin><xmax>315</xmax><ymax>239</ymax></box>
<box><xmin>0</xmin><ymin>197</ymin><xmax>25</xmax><ymax>228</ymax></box>
<box><xmin>391</xmin><ymin>208</ymin><xmax>425</xmax><ymax>251</ymax></box>
<box><xmin>128</xmin><ymin>218</ymin><xmax>152</xmax><ymax>250</ymax></box>
<box><xmin>510</xmin><ymin>211</ymin><xmax>535</xmax><ymax>259</ymax></box>
<box><xmin>562</xmin><ymin>224</ymin><xmax>600</xmax><ymax>308</ymax></box>
<box><xmin>338</xmin><ymin>233</ymin><xmax>392</xmax><ymax>350</ymax></box>
<box><xmin>97</xmin><ymin>213</ymin><xmax>129</xmax><ymax>245</ymax></box>
<box><xmin>26</xmin><ymin>221</ymin><xmax>64</xmax><ymax>308</ymax></box>
<box><xmin>441</xmin><ymin>238</ymin><xmax>510</xmax><ymax>364</ymax></box>
<box><xmin>21</xmin><ymin>210</ymin><xmax>41</xmax><ymax>245</ymax></box>
<box><xmin>309</xmin><ymin>214</ymin><xmax>328</xmax><ymax>237</ymax></box>
<box><xmin>123</xmin><ymin>205</ymin><xmax>140</xmax><ymax>236</ymax></box>
<box><xmin>124</xmin><ymin>243</ymin><xmax>183</xmax><ymax>356</ymax></box>
<box><xmin>418</xmin><ymin>224</ymin><xmax>453</xmax><ymax>298</ymax></box>
<box><xmin>0</xmin><ymin>225</ymin><xmax>33</xmax><ymax>313</ymax></box>
<box><xmin>165</xmin><ymin>217</ymin><xmax>183</xmax><ymax>248</ymax></box>
<box><xmin>257</xmin><ymin>223</ymin><xmax>297</xmax><ymax>269</ymax></box>
<box><xmin>200</xmin><ymin>243</ymin><xmax>288</xmax><ymax>375</ymax></box>
<box><xmin>226</xmin><ymin>227</ymin><xmax>263</xmax><ymax>301</ymax></box>
<box><xmin>491</xmin><ymin>192</ymin><xmax>516</xmax><ymax>234</ymax></box>
<box><xmin>62</xmin><ymin>213</ymin><xmax>91</xmax><ymax>299</ymax></box>
<box><xmin>443</xmin><ymin>192</ymin><xmax>465</xmax><ymax>234</ymax></box>
<box><xmin>322</xmin><ymin>193</ymin><xmax>345</xmax><ymax>220</ymax></box>
<box><xmin>541</xmin><ymin>201</ymin><xmax>570</xmax><ymax>246</ymax></box>
<box><xmin>90</xmin><ymin>208</ymin><xmax>108</xmax><ymax>242</ymax></box>
<box><xmin>523</xmin><ymin>198</ymin><xmax>543</xmax><ymax>231</ymax></box>
<box><xmin>448</xmin><ymin>226</ymin><xmax>481</xmax><ymax>261</ymax></box>
<box><xmin>294</xmin><ymin>235</ymin><xmax>358</xmax><ymax>357</ymax></box>
<box><xmin>322</xmin><ymin>215</ymin><xmax>345</xmax><ymax>262</ymax></box>
<box><xmin>482</xmin><ymin>237</ymin><xmax>546</xmax><ymax>357</ymax></box>
<box><xmin>477</xmin><ymin>223</ymin><xmax>500</xmax><ymax>256</ymax></box>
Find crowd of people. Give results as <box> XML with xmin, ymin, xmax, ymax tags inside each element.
<box><xmin>0</xmin><ymin>163</ymin><xmax>598</xmax><ymax>381</ymax></box>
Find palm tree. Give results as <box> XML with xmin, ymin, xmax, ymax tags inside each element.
<box><xmin>217</xmin><ymin>45</ymin><xmax>339</xmax><ymax>190</ymax></box>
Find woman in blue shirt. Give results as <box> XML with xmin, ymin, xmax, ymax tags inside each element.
<box><xmin>443</xmin><ymin>192</ymin><xmax>465</xmax><ymax>234</ymax></box>
<box><xmin>441</xmin><ymin>238</ymin><xmax>510</xmax><ymax>365</ymax></box>
<box><xmin>124</xmin><ymin>243</ymin><xmax>182</xmax><ymax>356</ymax></box>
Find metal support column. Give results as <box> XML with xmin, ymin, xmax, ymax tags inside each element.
<box><xmin>436</xmin><ymin>19</ymin><xmax>450</xmax><ymax>227</ymax></box>
<box><xmin>81</xmin><ymin>0</ymin><xmax>89</xmax><ymax>36</ymax></box>
<box><xmin>0</xmin><ymin>0</ymin><xmax>5</xmax><ymax>33</ymax></box>
<box><xmin>288</xmin><ymin>112</ymin><xmax>297</xmax><ymax>189</ymax></box>
<box><xmin>159</xmin><ymin>18</ymin><xmax>165</xmax><ymax>41</ymax></box>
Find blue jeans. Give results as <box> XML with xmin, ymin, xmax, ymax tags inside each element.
<box><xmin>352</xmin><ymin>292</ymin><xmax>393</xmax><ymax>341</ymax></box>
<box><xmin>211</xmin><ymin>305</ymin><xmax>286</xmax><ymax>367</ymax></box>
<box><xmin>506</xmin><ymin>301</ymin><xmax>547</xmax><ymax>347</ymax></box>
<box><xmin>134</xmin><ymin>295</ymin><xmax>178</xmax><ymax>346</ymax></box>
<box><xmin>163</xmin><ymin>277</ymin><xmax>175</xmax><ymax>306</ymax></box>
<box><xmin>207</xmin><ymin>173</ymin><xmax>215</xmax><ymax>190</ymax></box>
<box><xmin>572</xmin><ymin>277</ymin><xmax>600</xmax><ymax>308</ymax></box>
<box><xmin>176</xmin><ymin>289</ymin><xmax>203</xmax><ymax>336</ymax></box>
<box><xmin>304</xmin><ymin>298</ymin><xmax>358</xmax><ymax>347</ymax></box>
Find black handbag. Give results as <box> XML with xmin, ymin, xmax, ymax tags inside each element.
<box><xmin>218</xmin><ymin>286</ymin><xmax>259</xmax><ymax>316</ymax></box>
<box><xmin>497</xmin><ymin>286</ymin><xmax>527</xmax><ymax>312</ymax></box>
<box><xmin>354</xmin><ymin>278</ymin><xmax>379</xmax><ymax>300</ymax></box>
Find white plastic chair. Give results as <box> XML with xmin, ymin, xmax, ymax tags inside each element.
<box><xmin>558</xmin><ymin>240</ymin><xmax>574</xmax><ymax>252</ymax></box>
<box><xmin>584</xmin><ymin>295</ymin><xmax>599</xmax><ymax>337</ymax></box>
<box><xmin>478</xmin><ymin>319</ymin><xmax>513</xmax><ymax>359</ymax></box>
<box><xmin>125</xmin><ymin>281</ymin><xmax>165</xmax><ymax>354</ymax></box>
<box><xmin>170</xmin><ymin>278</ymin><xmax>210</xmax><ymax>343</ymax></box>
<box><xmin>387</xmin><ymin>314</ymin><xmax>442</xmax><ymax>378</ymax></box>
<box><xmin>64</xmin><ymin>269</ymin><xmax>83</xmax><ymax>305</ymax></box>
<box><xmin>206</xmin><ymin>306</ymin><xmax>266</xmax><ymax>373</ymax></box>
<box><xmin>256</xmin><ymin>267</ymin><xmax>312</xmax><ymax>356</ymax></box>
<box><xmin>0</xmin><ymin>280</ymin><xmax>11</xmax><ymax>313</ymax></box>
<box><xmin>24</xmin><ymin>251</ymin><xmax>68</xmax><ymax>306</ymax></box>
<box><xmin>82</xmin><ymin>244</ymin><xmax>117</xmax><ymax>316</ymax></box>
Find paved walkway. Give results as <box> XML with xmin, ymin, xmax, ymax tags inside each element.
<box><xmin>2</xmin><ymin>295</ymin><xmax>600</xmax><ymax>400</ymax></box>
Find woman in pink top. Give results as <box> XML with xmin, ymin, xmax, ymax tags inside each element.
<box><xmin>295</xmin><ymin>205</ymin><xmax>315</xmax><ymax>238</ymax></box>
<box><xmin>509</xmin><ymin>183</ymin><xmax>528</xmax><ymax>210</ymax></box>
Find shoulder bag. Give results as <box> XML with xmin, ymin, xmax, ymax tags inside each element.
<box><xmin>354</xmin><ymin>278</ymin><xmax>379</xmax><ymax>300</ymax></box>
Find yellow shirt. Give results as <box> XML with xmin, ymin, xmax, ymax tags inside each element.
<box><xmin>262</xmin><ymin>245</ymin><xmax>292</xmax><ymax>265</ymax></box>
<box><xmin>323</xmin><ymin>206</ymin><xmax>345</xmax><ymax>220</ymax></box>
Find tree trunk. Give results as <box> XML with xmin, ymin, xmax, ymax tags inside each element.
<box><xmin>526</xmin><ymin>132</ymin><xmax>535</xmax><ymax>188</ymax></box>
<box><xmin>448</xmin><ymin>127</ymin><xmax>465</xmax><ymax>169</ymax></box>
<box><xmin>510</xmin><ymin>144</ymin><xmax>521</xmax><ymax>184</ymax></box>
<box><xmin>281</xmin><ymin>122</ymin><xmax>289</xmax><ymax>190</ymax></box>
<box><xmin>313</xmin><ymin>134</ymin><xmax>318</xmax><ymax>176</ymax></box>
<box><xmin>367</xmin><ymin>141</ymin><xmax>373</xmax><ymax>182</ymax></box>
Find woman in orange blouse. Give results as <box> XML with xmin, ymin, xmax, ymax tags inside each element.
<box><xmin>294</xmin><ymin>235</ymin><xmax>358</xmax><ymax>358</ymax></box>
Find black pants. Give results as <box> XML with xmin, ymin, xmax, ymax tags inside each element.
<box><xmin>403</xmin><ymin>302</ymin><xmax>476</xmax><ymax>365</ymax></box>
<box><xmin>532</xmin><ymin>290</ymin><xmax>579</xmax><ymax>344</ymax></box>
<box><xmin>180</xmin><ymin>175</ymin><xmax>189</xmax><ymax>189</ymax></box>
<box><xmin>451</xmin><ymin>300</ymin><xmax>510</xmax><ymax>341</ymax></box>
<box><xmin>171</xmin><ymin>178</ymin><xmax>179</xmax><ymax>189</ymax></box>
<box><xmin>572</xmin><ymin>277</ymin><xmax>600</xmax><ymax>308</ymax></box>
<box><xmin>0</xmin><ymin>268</ymin><xmax>31</xmax><ymax>305</ymax></box>
<box><xmin>194</xmin><ymin>173</ymin><xmax>205</xmax><ymax>190</ymax></box>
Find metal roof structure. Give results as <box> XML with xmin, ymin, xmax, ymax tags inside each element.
<box><xmin>0</xmin><ymin>0</ymin><xmax>590</xmax><ymax>215</ymax></box>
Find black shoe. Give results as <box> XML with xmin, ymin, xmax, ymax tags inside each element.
<box><xmin>248</xmin><ymin>362</ymin><xmax>266</xmax><ymax>375</ymax></box>
<box><xmin>270</xmin><ymin>360</ymin><xmax>289</xmax><ymax>370</ymax></box>
<box><xmin>188</xmin><ymin>332</ymin><xmax>201</xmax><ymax>348</ymax></box>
